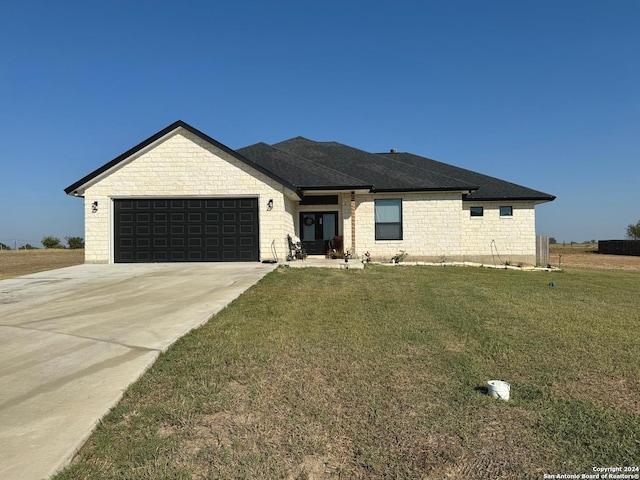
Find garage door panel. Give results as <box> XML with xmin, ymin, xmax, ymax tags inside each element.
<box><xmin>114</xmin><ymin>198</ymin><xmax>259</xmax><ymax>263</ymax></box>
<box><xmin>136</xmin><ymin>251</ymin><xmax>152</xmax><ymax>262</ymax></box>
<box><xmin>153</xmin><ymin>251</ymin><xmax>168</xmax><ymax>261</ymax></box>
<box><xmin>240</xmin><ymin>237</ymin><xmax>255</xmax><ymax>247</ymax></box>
<box><xmin>240</xmin><ymin>212</ymin><xmax>255</xmax><ymax>222</ymax></box>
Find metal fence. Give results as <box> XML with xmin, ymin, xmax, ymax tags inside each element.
<box><xmin>598</xmin><ymin>240</ymin><xmax>640</xmax><ymax>256</ymax></box>
<box><xmin>536</xmin><ymin>235</ymin><xmax>550</xmax><ymax>266</ymax></box>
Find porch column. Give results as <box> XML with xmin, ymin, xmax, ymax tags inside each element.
<box><xmin>350</xmin><ymin>191</ymin><xmax>356</xmax><ymax>254</ymax></box>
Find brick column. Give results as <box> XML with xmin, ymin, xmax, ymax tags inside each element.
<box><xmin>350</xmin><ymin>191</ymin><xmax>356</xmax><ymax>254</ymax></box>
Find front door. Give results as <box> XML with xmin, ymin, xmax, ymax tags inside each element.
<box><xmin>300</xmin><ymin>212</ymin><xmax>338</xmax><ymax>255</ymax></box>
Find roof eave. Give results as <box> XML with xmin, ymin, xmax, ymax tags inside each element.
<box><xmin>371</xmin><ymin>186</ymin><xmax>479</xmax><ymax>194</ymax></box>
<box><xmin>463</xmin><ymin>195</ymin><xmax>556</xmax><ymax>203</ymax></box>
<box><xmin>299</xmin><ymin>185</ymin><xmax>373</xmax><ymax>194</ymax></box>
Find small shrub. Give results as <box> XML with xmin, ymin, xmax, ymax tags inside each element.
<box><xmin>42</xmin><ymin>236</ymin><xmax>63</xmax><ymax>249</ymax></box>
<box><xmin>65</xmin><ymin>236</ymin><xmax>85</xmax><ymax>249</ymax></box>
<box><xmin>391</xmin><ymin>250</ymin><xmax>408</xmax><ymax>263</ymax></box>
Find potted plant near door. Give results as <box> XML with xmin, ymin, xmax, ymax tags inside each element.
<box><xmin>326</xmin><ymin>235</ymin><xmax>344</xmax><ymax>259</ymax></box>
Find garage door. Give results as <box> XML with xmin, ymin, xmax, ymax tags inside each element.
<box><xmin>114</xmin><ymin>198</ymin><xmax>259</xmax><ymax>263</ymax></box>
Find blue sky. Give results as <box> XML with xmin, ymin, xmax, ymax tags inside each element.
<box><xmin>1</xmin><ymin>1</ymin><xmax>638</xmax><ymax>248</ymax></box>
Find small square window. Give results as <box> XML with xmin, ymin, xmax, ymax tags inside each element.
<box><xmin>500</xmin><ymin>206</ymin><xmax>513</xmax><ymax>217</ymax></box>
<box><xmin>470</xmin><ymin>206</ymin><xmax>484</xmax><ymax>217</ymax></box>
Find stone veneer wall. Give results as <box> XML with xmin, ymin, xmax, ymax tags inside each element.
<box><xmin>460</xmin><ymin>201</ymin><xmax>537</xmax><ymax>265</ymax></box>
<box><xmin>354</xmin><ymin>192</ymin><xmax>463</xmax><ymax>262</ymax></box>
<box><xmin>351</xmin><ymin>193</ymin><xmax>538</xmax><ymax>265</ymax></box>
<box><xmin>82</xmin><ymin>129</ymin><xmax>294</xmax><ymax>263</ymax></box>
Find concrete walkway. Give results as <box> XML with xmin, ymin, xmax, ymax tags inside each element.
<box><xmin>285</xmin><ymin>255</ymin><xmax>365</xmax><ymax>269</ymax></box>
<box><xmin>0</xmin><ymin>262</ymin><xmax>276</xmax><ymax>480</ymax></box>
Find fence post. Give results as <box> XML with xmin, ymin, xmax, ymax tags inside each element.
<box><xmin>536</xmin><ymin>235</ymin><xmax>549</xmax><ymax>266</ymax></box>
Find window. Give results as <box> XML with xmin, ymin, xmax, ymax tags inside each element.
<box><xmin>470</xmin><ymin>206</ymin><xmax>484</xmax><ymax>217</ymax></box>
<box><xmin>375</xmin><ymin>199</ymin><xmax>402</xmax><ymax>240</ymax></box>
<box><xmin>500</xmin><ymin>206</ymin><xmax>513</xmax><ymax>217</ymax></box>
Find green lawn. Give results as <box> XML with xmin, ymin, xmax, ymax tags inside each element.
<box><xmin>55</xmin><ymin>265</ymin><xmax>640</xmax><ymax>479</ymax></box>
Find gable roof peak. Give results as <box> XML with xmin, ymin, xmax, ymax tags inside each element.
<box><xmin>64</xmin><ymin>120</ymin><xmax>298</xmax><ymax>196</ymax></box>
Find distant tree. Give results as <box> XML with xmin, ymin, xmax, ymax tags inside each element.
<box><xmin>0</xmin><ymin>242</ymin><xmax>11</xmax><ymax>250</ymax></box>
<box><xmin>626</xmin><ymin>220</ymin><xmax>640</xmax><ymax>240</ymax></box>
<box><xmin>42</xmin><ymin>236</ymin><xmax>63</xmax><ymax>249</ymax></box>
<box><xmin>65</xmin><ymin>236</ymin><xmax>85</xmax><ymax>249</ymax></box>
<box><xmin>549</xmin><ymin>237</ymin><xmax>557</xmax><ymax>244</ymax></box>
<box><xmin>23</xmin><ymin>244</ymin><xmax>38</xmax><ymax>250</ymax></box>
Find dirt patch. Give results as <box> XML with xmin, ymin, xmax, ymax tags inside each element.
<box><xmin>550</xmin><ymin>245</ymin><xmax>640</xmax><ymax>271</ymax></box>
<box><xmin>0</xmin><ymin>249</ymin><xmax>84</xmax><ymax>280</ymax></box>
<box><xmin>554</xmin><ymin>374</ymin><xmax>640</xmax><ymax>415</ymax></box>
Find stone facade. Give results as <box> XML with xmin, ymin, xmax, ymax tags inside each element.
<box><xmin>339</xmin><ymin>193</ymin><xmax>537</xmax><ymax>265</ymax></box>
<box><xmin>460</xmin><ymin>201</ymin><xmax>537</xmax><ymax>265</ymax></box>
<box><xmin>82</xmin><ymin>129</ymin><xmax>294</xmax><ymax>263</ymax></box>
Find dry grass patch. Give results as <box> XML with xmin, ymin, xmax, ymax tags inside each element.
<box><xmin>554</xmin><ymin>374</ymin><xmax>640</xmax><ymax>415</ymax></box>
<box><xmin>0</xmin><ymin>249</ymin><xmax>84</xmax><ymax>280</ymax></box>
<box><xmin>550</xmin><ymin>243</ymin><xmax>640</xmax><ymax>271</ymax></box>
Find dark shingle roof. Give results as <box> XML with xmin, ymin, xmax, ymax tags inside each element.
<box><xmin>377</xmin><ymin>152</ymin><xmax>555</xmax><ymax>201</ymax></box>
<box><xmin>267</xmin><ymin>137</ymin><xmax>479</xmax><ymax>192</ymax></box>
<box><xmin>236</xmin><ymin>142</ymin><xmax>370</xmax><ymax>190</ymax></box>
<box><xmin>242</xmin><ymin>137</ymin><xmax>554</xmax><ymax>201</ymax></box>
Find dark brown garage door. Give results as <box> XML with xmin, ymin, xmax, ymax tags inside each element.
<box><xmin>114</xmin><ymin>198</ymin><xmax>259</xmax><ymax>263</ymax></box>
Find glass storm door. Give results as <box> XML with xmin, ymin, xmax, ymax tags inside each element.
<box><xmin>300</xmin><ymin>212</ymin><xmax>337</xmax><ymax>255</ymax></box>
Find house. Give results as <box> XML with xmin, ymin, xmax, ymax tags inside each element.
<box><xmin>65</xmin><ymin>120</ymin><xmax>555</xmax><ymax>265</ymax></box>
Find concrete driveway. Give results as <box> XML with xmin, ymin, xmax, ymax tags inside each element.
<box><xmin>0</xmin><ymin>262</ymin><xmax>276</xmax><ymax>480</ymax></box>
